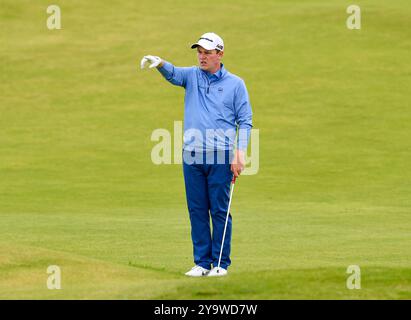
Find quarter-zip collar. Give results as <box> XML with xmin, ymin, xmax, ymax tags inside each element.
<box><xmin>201</xmin><ymin>63</ymin><xmax>226</xmax><ymax>82</ymax></box>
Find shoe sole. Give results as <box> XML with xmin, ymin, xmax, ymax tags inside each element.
<box><xmin>185</xmin><ymin>272</ymin><xmax>210</xmax><ymax>277</ymax></box>
<box><xmin>207</xmin><ymin>273</ymin><xmax>227</xmax><ymax>277</ymax></box>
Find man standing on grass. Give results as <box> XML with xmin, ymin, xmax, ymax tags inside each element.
<box><xmin>141</xmin><ymin>33</ymin><xmax>252</xmax><ymax>277</ymax></box>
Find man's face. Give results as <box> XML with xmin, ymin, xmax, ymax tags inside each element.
<box><xmin>197</xmin><ymin>46</ymin><xmax>223</xmax><ymax>72</ymax></box>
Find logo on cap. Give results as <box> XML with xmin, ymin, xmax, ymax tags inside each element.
<box><xmin>199</xmin><ymin>37</ymin><xmax>213</xmax><ymax>43</ymax></box>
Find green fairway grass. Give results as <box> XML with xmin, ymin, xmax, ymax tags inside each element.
<box><xmin>1</xmin><ymin>0</ymin><xmax>410</xmax><ymax>299</ymax></box>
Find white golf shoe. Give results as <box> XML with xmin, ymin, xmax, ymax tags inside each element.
<box><xmin>185</xmin><ymin>265</ymin><xmax>210</xmax><ymax>277</ymax></box>
<box><xmin>207</xmin><ymin>267</ymin><xmax>228</xmax><ymax>277</ymax></box>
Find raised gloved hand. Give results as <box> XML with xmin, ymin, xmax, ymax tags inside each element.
<box><xmin>140</xmin><ymin>55</ymin><xmax>162</xmax><ymax>69</ymax></box>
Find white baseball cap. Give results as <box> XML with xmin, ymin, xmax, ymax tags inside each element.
<box><xmin>191</xmin><ymin>32</ymin><xmax>224</xmax><ymax>51</ymax></box>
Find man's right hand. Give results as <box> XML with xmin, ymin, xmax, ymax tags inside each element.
<box><xmin>140</xmin><ymin>55</ymin><xmax>163</xmax><ymax>69</ymax></box>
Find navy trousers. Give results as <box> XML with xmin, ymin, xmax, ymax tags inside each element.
<box><xmin>183</xmin><ymin>149</ymin><xmax>234</xmax><ymax>270</ymax></box>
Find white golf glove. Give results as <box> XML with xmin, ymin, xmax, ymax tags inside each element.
<box><xmin>140</xmin><ymin>55</ymin><xmax>162</xmax><ymax>69</ymax></box>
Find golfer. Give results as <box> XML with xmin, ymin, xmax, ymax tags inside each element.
<box><xmin>141</xmin><ymin>33</ymin><xmax>253</xmax><ymax>277</ymax></box>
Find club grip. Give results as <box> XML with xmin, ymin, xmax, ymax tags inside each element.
<box><xmin>232</xmin><ymin>176</ymin><xmax>237</xmax><ymax>184</ymax></box>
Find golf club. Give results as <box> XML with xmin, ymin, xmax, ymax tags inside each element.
<box><xmin>216</xmin><ymin>175</ymin><xmax>237</xmax><ymax>272</ymax></box>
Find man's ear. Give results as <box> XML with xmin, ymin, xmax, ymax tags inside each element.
<box><xmin>219</xmin><ymin>51</ymin><xmax>224</xmax><ymax>58</ymax></box>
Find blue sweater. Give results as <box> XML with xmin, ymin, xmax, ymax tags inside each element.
<box><xmin>158</xmin><ymin>62</ymin><xmax>253</xmax><ymax>152</ymax></box>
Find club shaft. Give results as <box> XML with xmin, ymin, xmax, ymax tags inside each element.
<box><xmin>217</xmin><ymin>181</ymin><xmax>235</xmax><ymax>269</ymax></box>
